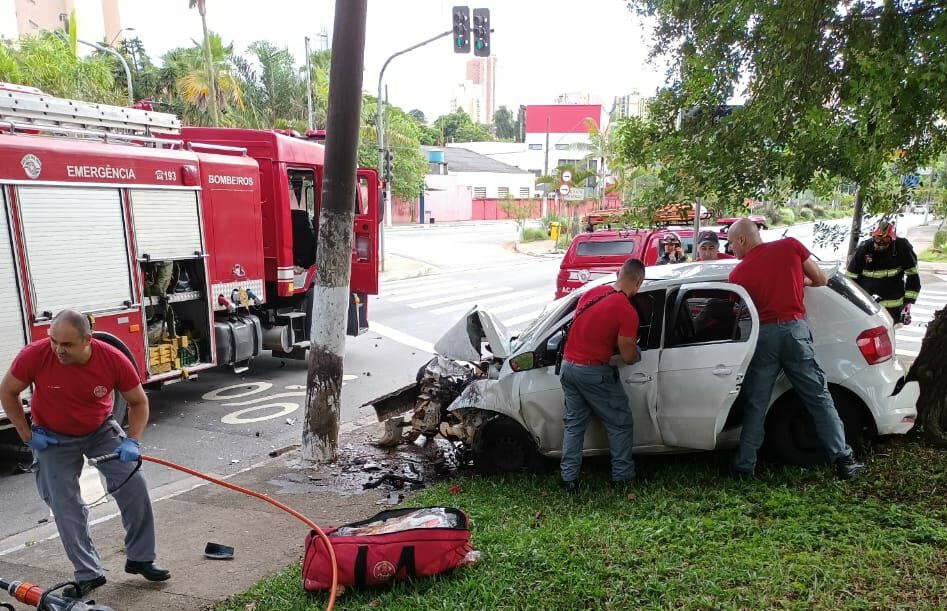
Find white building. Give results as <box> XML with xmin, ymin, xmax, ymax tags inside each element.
<box><xmin>421</xmin><ymin>146</ymin><xmax>535</xmax><ymax>222</ymax></box>
<box><xmin>613</xmin><ymin>90</ymin><xmax>652</xmax><ymax>119</ymax></box>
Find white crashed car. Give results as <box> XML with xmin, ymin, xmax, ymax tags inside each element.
<box><xmin>424</xmin><ymin>261</ymin><xmax>919</xmax><ymax>473</ymax></box>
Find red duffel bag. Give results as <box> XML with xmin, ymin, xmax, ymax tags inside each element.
<box><xmin>303</xmin><ymin>506</ymin><xmax>474</xmax><ymax>591</ymax></box>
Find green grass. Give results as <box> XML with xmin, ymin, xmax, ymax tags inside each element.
<box><xmin>217</xmin><ymin>440</ymin><xmax>947</xmax><ymax>611</ymax></box>
<box><xmin>520</xmin><ymin>227</ymin><xmax>549</xmax><ymax>242</ymax></box>
<box><xmin>918</xmin><ymin>248</ymin><xmax>947</xmax><ymax>263</ymax></box>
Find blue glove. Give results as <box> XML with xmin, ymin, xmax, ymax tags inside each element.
<box><xmin>116</xmin><ymin>437</ymin><xmax>141</xmax><ymax>463</ymax></box>
<box><xmin>26</xmin><ymin>426</ymin><xmax>59</xmax><ymax>451</ymax></box>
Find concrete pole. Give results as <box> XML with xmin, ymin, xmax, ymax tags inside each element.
<box><xmin>302</xmin><ymin>0</ymin><xmax>368</xmax><ymax>464</ymax></box>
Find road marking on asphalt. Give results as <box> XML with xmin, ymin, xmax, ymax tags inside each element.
<box><xmin>221</xmin><ymin>403</ymin><xmax>299</xmax><ymax>424</ymax></box>
<box><xmin>504</xmin><ymin>310</ymin><xmax>544</xmax><ymax>328</ymax></box>
<box><xmin>369</xmin><ymin>322</ymin><xmax>435</xmax><ymax>354</ymax></box>
<box><xmin>432</xmin><ymin>289</ymin><xmax>539</xmax><ymax>315</ymax></box>
<box><xmin>409</xmin><ymin>286</ymin><xmax>509</xmax><ymax>308</ymax></box>
<box><xmin>79</xmin><ymin>465</ymin><xmax>109</xmax><ymax>507</ymax></box>
<box><xmin>202</xmin><ymin>381</ymin><xmax>273</xmax><ymax>401</ymax></box>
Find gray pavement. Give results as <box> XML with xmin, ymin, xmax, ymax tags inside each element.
<box><xmin>0</xmin><ymin>418</ymin><xmax>430</xmax><ymax>611</ymax></box>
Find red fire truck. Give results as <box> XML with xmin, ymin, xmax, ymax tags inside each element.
<box><xmin>0</xmin><ymin>85</ymin><xmax>378</xmax><ymax>435</ymax></box>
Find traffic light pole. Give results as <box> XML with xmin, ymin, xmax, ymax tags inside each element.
<box><xmin>376</xmin><ymin>29</ymin><xmax>452</xmax><ymax>271</ymax></box>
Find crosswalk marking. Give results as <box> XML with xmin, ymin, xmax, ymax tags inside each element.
<box><xmin>409</xmin><ymin>286</ymin><xmax>510</xmax><ymax>309</ymax></box>
<box><xmin>895</xmin><ymin>291</ymin><xmax>943</xmax><ymax>357</ymax></box>
<box><xmin>432</xmin><ymin>289</ymin><xmax>539</xmax><ymax>315</ymax></box>
<box><xmin>488</xmin><ymin>294</ymin><xmax>551</xmax><ymax>315</ymax></box>
<box><xmin>505</xmin><ymin>310</ymin><xmax>544</xmax><ymax>328</ymax></box>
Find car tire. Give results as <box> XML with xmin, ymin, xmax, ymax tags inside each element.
<box><xmin>763</xmin><ymin>389</ymin><xmax>870</xmax><ymax>467</ymax></box>
<box><xmin>472</xmin><ymin>415</ymin><xmax>538</xmax><ymax>475</ymax></box>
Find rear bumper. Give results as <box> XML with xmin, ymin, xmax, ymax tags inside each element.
<box><xmin>874</xmin><ymin>379</ymin><xmax>919</xmax><ymax>435</ymax></box>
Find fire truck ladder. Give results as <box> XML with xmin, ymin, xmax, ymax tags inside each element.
<box><xmin>0</xmin><ymin>87</ymin><xmax>182</xmax><ymax>147</ymax></box>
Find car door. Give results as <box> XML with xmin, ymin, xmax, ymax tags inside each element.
<box><xmin>515</xmin><ymin>287</ymin><xmax>664</xmax><ymax>454</ymax></box>
<box><xmin>657</xmin><ymin>282</ymin><xmax>759</xmax><ymax>449</ymax></box>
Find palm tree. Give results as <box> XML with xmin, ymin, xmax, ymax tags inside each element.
<box><xmin>188</xmin><ymin>0</ymin><xmax>220</xmax><ymax>125</ymax></box>
<box><xmin>168</xmin><ymin>34</ymin><xmax>243</xmax><ymax>126</ymax></box>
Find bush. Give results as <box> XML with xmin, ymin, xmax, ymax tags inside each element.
<box><xmin>812</xmin><ymin>207</ymin><xmax>826</xmax><ymax>218</ymax></box>
<box><xmin>934</xmin><ymin>230</ymin><xmax>947</xmax><ymax>250</ymax></box>
<box><xmin>521</xmin><ymin>227</ymin><xmax>548</xmax><ymax>242</ymax></box>
<box><xmin>778</xmin><ymin>207</ymin><xmax>796</xmax><ymax>226</ymax></box>
<box><xmin>797</xmin><ymin>208</ymin><xmax>814</xmax><ymax>221</ymax></box>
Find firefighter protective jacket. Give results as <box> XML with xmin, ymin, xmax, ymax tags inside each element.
<box><xmin>845</xmin><ymin>237</ymin><xmax>921</xmax><ymax>311</ymax></box>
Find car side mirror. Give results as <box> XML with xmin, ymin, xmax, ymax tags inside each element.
<box><xmin>509</xmin><ymin>352</ymin><xmax>536</xmax><ymax>372</ymax></box>
<box><xmin>546</xmin><ymin>329</ymin><xmax>566</xmax><ymax>354</ymax></box>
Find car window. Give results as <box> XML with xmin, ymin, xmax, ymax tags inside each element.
<box><xmin>576</xmin><ymin>240</ymin><xmax>635</xmax><ymax>257</ymax></box>
<box><xmin>665</xmin><ymin>288</ymin><xmax>750</xmax><ymax>347</ymax></box>
<box><xmin>632</xmin><ymin>290</ymin><xmax>665</xmax><ymax>350</ymax></box>
<box><xmin>655</xmin><ymin>237</ymin><xmax>695</xmax><ymax>258</ymax></box>
<box><xmin>827</xmin><ymin>273</ymin><xmax>880</xmax><ymax>315</ymax></box>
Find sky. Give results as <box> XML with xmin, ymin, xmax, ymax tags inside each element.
<box><xmin>115</xmin><ymin>0</ymin><xmax>668</xmax><ymax>121</ymax></box>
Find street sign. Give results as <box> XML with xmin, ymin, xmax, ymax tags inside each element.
<box><xmin>561</xmin><ymin>170</ymin><xmax>572</xmax><ymax>183</ymax></box>
<box><xmin>563</xmin><ymin>187</ymin><xmax>585</xmax><ymax>201</ymax></box>
<box><xmin>558</xmin><ymin>184</ymin><xmax>570</xmax><ymax>196</ymax></box>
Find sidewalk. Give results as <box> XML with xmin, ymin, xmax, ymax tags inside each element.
<box><xmin>0</xmin><ymin>417</ymin><xmax>436</xmax><ymax>611</ymax></box>
<box><xmin>906</xmin><ymin>222</ymin><xmax>947</xmax><ymax>272</ymax></box>
<box><xmin>513</xmin><ymin>239</ymin><xmax>563</xmax><ymax>257</ymax></box>
<box><xmin>379</xmin><ymin>253</ymin><xmax>437</xmax><ymax>282</ymax></box>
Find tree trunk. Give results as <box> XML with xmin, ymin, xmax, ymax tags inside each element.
<box><xmin>302</xmin><ymin>0</ymin><xmax>367</xmax><ymax>464</ymax></box>
<box><xmin>200</xmin><ymin>12</ymin><xmax>220</xmax><ymax>126</ymax></box>
<box><xmin>905</xmin><ymin>308</ymin><xmax>947</xmax><ymax>447</ymax></box>
<box><xmin>847</xmin><ymin>183</ymin><xmax>865</xmax><ymax>260</ymax></box>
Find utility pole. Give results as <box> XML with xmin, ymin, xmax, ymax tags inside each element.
<box><xmin>302</xmin><ymin>0</ymin><xmax>367</xmax><ymax>464</ymax></box>
<box><xmin>304</xmin><ymin>36</ymin><xmax>314</xmax><ymax>131</ymax></box>
<box><xmin>542</xmin><ymin>116</ymin><xmax>550</xmax><ymax>218</ymax></box>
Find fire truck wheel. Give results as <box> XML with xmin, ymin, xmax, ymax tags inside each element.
<box><xmin>92</xmin><ymin>332</ymin><xmax>137</xmax><ymax>427</ymax></box>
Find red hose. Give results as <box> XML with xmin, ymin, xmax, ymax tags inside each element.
<box><xmin>140</xmin><ymin>455</ymin><xmax>338</xmax><ymax>610</ymax></box>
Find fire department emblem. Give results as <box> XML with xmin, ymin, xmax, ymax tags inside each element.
<box><xmin>93</xmin><ymin>385</ymin><xmax>109</xmax><ymax>399</ymax></box>
<box><xmin>21</xmin><ymin>154</ymin><xmax>42</xmax><ymax>179</ymax></box>
<box><xmin>371</xmin><ymin>560</ymin><xmax>396</xmax><ymax>582</ymax></box>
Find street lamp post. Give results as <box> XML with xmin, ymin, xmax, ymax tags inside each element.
<box><xmin>56</xmin><ymin>31</ymin><xmax>134</xmax><ymax>105</ymax></box>
<box><xmin>108</xmin><ymin>27</ymin><xmax>135</xmax><ymax>47</ymax></box>
<box><xmin>375</xmin><ymin>29</ymin><xmax>452</xmax><ymax>271</ymax></box>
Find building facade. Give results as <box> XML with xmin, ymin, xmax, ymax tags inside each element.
<box><xmin>0</xmin><ymin>0</ymin><xmax>122</xmax><ymax>45</ymax></box>
<box><xmin>612</xmin><ymin>90</ymin><xmax>652</xmax><ymax>119</ymax></box>
<box><xmin>450</xmin><ymin>56</ymin><xmax>497</xmax><ymax>125</ymax></box>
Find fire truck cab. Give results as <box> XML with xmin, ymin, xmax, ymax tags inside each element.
<box><xmin>0</xmin><ymin>86</ymin><xmax>378</xmax><ymax>436</ymax></box>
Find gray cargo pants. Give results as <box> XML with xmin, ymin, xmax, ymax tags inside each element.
<box><xmin>33</xmin><ymin>419</ymin><xmax>156</xmax><ymax>581</ymax></box>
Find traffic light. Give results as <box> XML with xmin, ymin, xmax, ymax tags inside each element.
<box><xmin>472</xmin><ymin>8</ymin><xmax>490</xmax><ymax>57</ymax></box>
<box><xmin>384</xmin><ymin>150</ymin><xmax>394</xmax><ymax>184</ymax></box>
<box><xmin>452</xmin><ymin>6</ymin><xmax>470</xmax><ymax>54</ymax></box>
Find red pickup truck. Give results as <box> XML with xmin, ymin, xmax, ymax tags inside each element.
<box><xmin>555</xmin><ymin>226</ymin><xmax>730</xmax><ymax>298</ymax></box>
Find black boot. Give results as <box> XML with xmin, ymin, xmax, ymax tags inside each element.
<box><xmin>62</xmin><ymin>575</ymin><xmax>106</xmax><ymax>599</ymax></box>
<box><xmin>125</xmin><ymin>560</ymin><xmax>171</xmax><ymax>581</ymax></box>
<box><xmin>835</xmin><ymin>455</ymin><xmax>865</xmax><ymax>480</ymax></box>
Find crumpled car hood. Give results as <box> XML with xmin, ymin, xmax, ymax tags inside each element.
<box><xmin>433</xmin><ymin>307</ymin><xmax>512</xmax><ymax>361</ymax></box>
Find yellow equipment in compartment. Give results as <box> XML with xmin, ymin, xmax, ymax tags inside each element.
<box><xmin>148</xmin><ymin>335</ymin><xmax>190</xmax><ymax>374</ymax></box>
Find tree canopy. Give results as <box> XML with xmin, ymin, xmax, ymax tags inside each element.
<box><xmin>621</xmin><ymin>0</ymin><xmax>947</xmax><ymax>249</ymax></box>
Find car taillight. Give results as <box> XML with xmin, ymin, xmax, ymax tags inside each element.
<box><xmin>567</xmin><ymin>269</ymin><xmax>591</xmax><ymax>283</ymax></box>
<box><xmin>856</xmin><ymin>326</ymin><xmax>892</xmax><ymax>365</ymax></box>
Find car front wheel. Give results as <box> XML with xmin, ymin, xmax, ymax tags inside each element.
<box><xmin>472</xmin><ymin>415</ymin><xmax>539</xmax><ymax>475</ymax></box>
<box><xmin>763</xmin><ymin>389</ymin><xmax>870</xmax><ymax>466</ymax></box>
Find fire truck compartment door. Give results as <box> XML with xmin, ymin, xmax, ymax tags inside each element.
<box><xmin>0</xmin><ymin>191</ymin><xmax>26</xmax><ymax>383</ymax></box>
<box><xmin>17</xmin><ymin>186</ymin><xmax>133</xmax><ymax>316</ymax></box>
<box><xmin>129</xmin><ymin>189</ymin><xmax>204</xmax><ymax>259</ymax></box>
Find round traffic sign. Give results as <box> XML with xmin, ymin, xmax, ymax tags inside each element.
<box><xmin>558</xmin><ymin>184</ymin><xmax>570</xmax><ymax>196</ymax></box>
<box><xmin>561</xmin><ymin>170</ymin><xmax>572</xmax><ymax>183</ymax></box>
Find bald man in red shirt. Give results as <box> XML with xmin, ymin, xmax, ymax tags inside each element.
<box><xmin>0</xmin><ymin>310</ymin><xmax>171</xmax><ymax>598</ymax></box>
<box><xmin>727</xmin><ymin>219</ymin><xmax>864</xmax><ymax>480</ymax></box>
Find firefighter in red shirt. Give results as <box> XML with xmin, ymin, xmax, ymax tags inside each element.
<box><xmin>559</xmin><ymin>258</ymin><xmax>646</xmax><ymax>493</ymax></box>
<box><xmin>727</xmin><ymin>219</ymin><xmax>864</xmax><ymax>480</ymax></box>
<box><xmin>0</xmin><ymin>310</ymin><xmax>171</xmax><ymax>599</ymax></box>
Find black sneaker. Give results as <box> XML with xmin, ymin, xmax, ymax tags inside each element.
<box><xmin>561</xmin><ymin>479</ymin><xmax>580</xmax><ymax>495</ymax></box>
<box><xmin>835</xmin><ymin>455</ymin><xmax>865</xmax><ymax>480</ymax></box>
<box><xmin>608</xmin><ymin>478</ymin><xmax>636</xmax><ymax>492</ymax></box>
<box><xmin>62</xmin><ymin>574</ymin><xmax>106</xmax><ymax>599</ymax></box>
